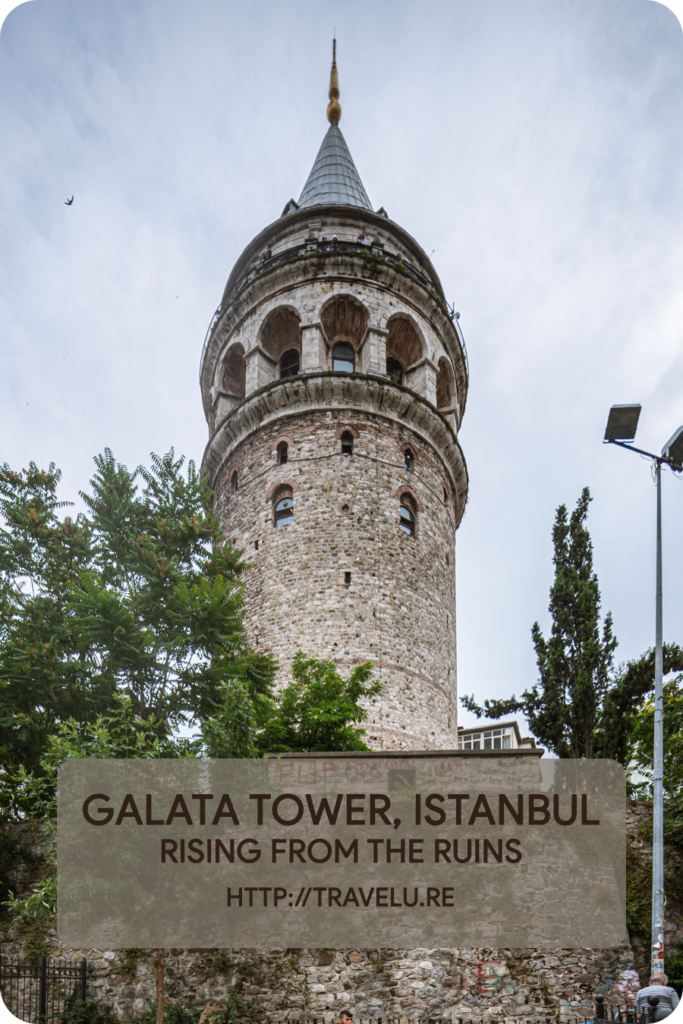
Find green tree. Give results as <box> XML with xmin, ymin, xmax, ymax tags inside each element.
<box><xmin>628</xmin><ymin>675</ymin><xmax>683</xmax><ymax>841</ymax></box>
<box><xmin>3</xmin><ymin>693</ymin><xmax>189</xmax><ymax>921</ymax></box>
<box><xmin>0</xmin><ymin>451</ymin><xmax>275</xmax><ymax>772</ymax></box>
<box><xmin>0</xmin><ymin>463</ymin><xmax>94</xmax><ymax>771</ymax></box>
<box><xmin>259</xmin><ymin>653</ymin><xmax>382</xmax><ymax>752</ymax></box>
<box><xmin>203</xmin><ymin>653</ymin><xmax>382</xmax><ymax>755</ymax></box>
<box><xmin>462</xmin><ymin>488</ymin><xmax>683</xmax><ymax>759</ymax></box>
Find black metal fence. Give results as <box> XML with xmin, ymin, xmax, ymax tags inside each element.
<box><xmin>0</xmin><ymin>955</ymin><xmax>87</xmax><ymax>1023</ymax></box>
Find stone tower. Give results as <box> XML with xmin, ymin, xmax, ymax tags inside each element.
<box><xmin>200</xmin><ymin>48</ymin><xmax>469</xmax><ymax>750</ymax></box>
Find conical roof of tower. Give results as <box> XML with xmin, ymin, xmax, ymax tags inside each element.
<box><xmin>297</xmin><ymin>123</ymin><xmax>372</xmax><ymax>211</ymax></box>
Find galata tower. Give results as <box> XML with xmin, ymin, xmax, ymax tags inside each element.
<box><xmin>200</xmin><ymin>46</ymin><xmax>468</xmax><ymax>751</ymax></box>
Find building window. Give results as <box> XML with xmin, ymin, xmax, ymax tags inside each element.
<box><xmin>231</xmin><ymin>471</ymin><xmax>238</xmax><ymax>493</ymax></box>
<box><xmin>386</xmin><ymin>357</ymin><xmax>403</xmax><ymax>384</ymax></box>
<box><xmin>274</xmin><ymin>495</ymin><xmax>294</xmax><ymax>527</ymax></box>
<box><xmin>333</xmin><ymin>342</ymin><xmax>355</xmax><ymax>372</ymax></box>
<box><xmin>399</xmin><ymin>504</ymin><xmax>415</xmax><ymax>537</ymax></box>
<box><xmin>344</xmin><ymin>571</ymin><xmax>351</xmax><ymax>587</ymax></box>
<box><xmin>280</xmin><ymin>349</ymin><xmax>300</xmax><ymax>378</ymax></box>
<box><xmin>404</xmin><ymin>449</ymin><xmax>413</xmax><ymax>471</ymax></box>
<box><xmin>277</xmin><ymin>442</ymin><xmax>288</xmax><ymax>465</ymax></box>
<box><xmin>341</xmin><ymin>431</ymin><xmax>354</xmax><ymax>456</ymax></box>
<box><xmin>458</xmin><ymin>729</ymin><xmax>511</xmax><ymax>751</ymax></box>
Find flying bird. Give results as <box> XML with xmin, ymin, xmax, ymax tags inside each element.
<box><xmin>65</xmin><ymin>196</ymin><xmax>74</xmax><ymax>205</ymax></box>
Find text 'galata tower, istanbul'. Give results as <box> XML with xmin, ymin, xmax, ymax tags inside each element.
<box><xmin>200</xmin><ymin>44</ymin><xmax>469</xmax><ymax>751</ymax></box>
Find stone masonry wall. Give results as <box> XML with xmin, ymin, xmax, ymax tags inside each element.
<box><xmin>4</xmin><ymin>800</ymin><xmax>665</xmax><ymax>1022</ymax></box>
<box><xmin>0</xmin><ymin>938</ymin><xmax>637</xmax><ymax>1022</ymax></box>
<box><xmin>214</xmin><ymin>405</ymin><xmax>458</xmax><ymax>751</ymax></box>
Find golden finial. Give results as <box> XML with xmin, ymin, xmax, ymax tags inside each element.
<box><xmin>327</xmin><ymin>38</ymin><xmax>341</xmax><ymax>124</ymax></box>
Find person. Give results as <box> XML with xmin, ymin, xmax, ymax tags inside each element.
<box><xmin>635</xmin><ymin>974</ymin><xmax>679</xmax><ymax>1020</ymax></box>
<box><xmin>339</xmin><ymin>1012</ymin><xmax>353</xmax><ymax>1024</ymax></box>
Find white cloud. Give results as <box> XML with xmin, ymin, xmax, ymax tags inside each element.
<box><xmin>0</xmin><ymin>0</ymin><xmax>681</xmax><ymax>736</ymax></box>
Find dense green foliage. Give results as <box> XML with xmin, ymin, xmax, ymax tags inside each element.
<box><xmin>629</xmin><ymin>677</ymin><xmax>683</xmax><ymax>830</ymax></box>
<box><xmin>0</xmin><ymin>452</ymin><xmax>382</xmax><ymax>930</ymax></box>
<box><xmin>0</xmin><ymin>451</ymin><xmax>275</xmax><ymax>773</ymax></box>
<box><xmin>258</xmin><ymin>652</ymin><xmax>381</xmax><ymax>753</ymax></box>
<box><xmin>202</xmin><ymin>653</ymin><xmax>380</xmax><ymax>756</ymax></box>
<box><xmin>462</xmin><ymin>487</ymin><xmax>683</xmax><ymax>760</ymax></box>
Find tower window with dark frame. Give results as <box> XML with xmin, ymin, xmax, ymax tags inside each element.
<box><xmin>404</xmin><ymin>450</ymin><xmax>412</xmax><ymax>471</ymax></box>
<box><xmin>333</xmin><ymin>342</ymin><xmax>355</xmax><ymax>372</ymax></box>
<box><xmin>344</xmin><ymin>571</ymin><xmax>351</xmax><ymax>587</ymax></box>
<box><xmin>231</xmin><ymin>471</ymin><xmax>238</xmax><ymax>492</ymax></box>
<box><xmin>399</xmin><ymin>503</ymin><xmax>415</xmax><ymax>536</ymax></box>
<box><xmin>341</xmin><ymin>431</ymin><xmax>354</xmax><ymax>456</ymax></box>
<box><xmin>274</xmin><ymin>495</ymin><xmax>294</xmax><ymax>527</ymax></box>
<box><xmin>277</xmin><ymin>441</ymin><xmax>288</xmax><ymax>465</ymax></box>
<box><xmin>386</xmin><ymin>357</ymin><xmax>403</xmax><ymax>385</ymax></box>
<box><xmin>280</xmin><ymin>349</ymin><xmax>300</xmax><ymax>378</ymax></box>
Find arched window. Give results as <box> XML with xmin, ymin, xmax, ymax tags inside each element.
<box><xmin>399</xmin><ymin>503</ymin><xmax>415</xmax><ymax>537</ymax></box>
<box><xmin>274</xmin><ymin>495</ymin><xmax>294</xmax><ymax>527</ymax></box>
<box><xmin>261</xmin><ymin>308</ymin><xmax>301</xmax><ymax>369</ymax></box>
<box><xmin>436</xmin><ymin>357</ymin><xmax>454</xmax><ymax>410</ymax></box>
<box><xmin>341</xmin><ymin>431</ymin><xmax>354</xmax><ymax>456</ymax></box>
<box><xmin>280</xmin><ymin>349</ymin><xmax>300</xmax><ymax>378</ymax></box>
<box><xmin>333</xmin><ymin>343</ymin><xmax>355</xmax><ymax>372</ymax></box>
<box><xmin>277</xmin><ymin>442</ymin><xmax>288</xmax><ymax>465</ymax></box>
<box><xmin>386</xmin><ymin>316</ymin><xmax>423</xmax><ymax>371</ymax></box>
<box><xmin>386</xmin><ymin>357</ymin><xmax>403</xmax><ymax>384</ymax></box>
<box><xmin>231</xmin><ymin>471</ymin><xmax>238</xmax><ymax>493</ymax></box>
<box><xmin>222</xmin><ymin>345</ymin><xmax>246</xmax><ymax>399</ymax></box>
<box><xmin>404</xmin><ymin>449</ymin><xmax>413</xmax><ymax>472</ymax></box>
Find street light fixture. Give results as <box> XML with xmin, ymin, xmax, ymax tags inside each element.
<box><xmin>604</xmin><ymin>404</ymin><xmax>683</xmax><ymax>979</ymax></box>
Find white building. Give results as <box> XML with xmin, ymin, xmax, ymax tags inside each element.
<box><xmin>457</xmin><ymin>719</ymin><xmax>537</xmax><ymax>750</ymax></box>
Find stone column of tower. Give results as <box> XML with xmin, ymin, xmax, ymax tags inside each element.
<box><xmin>200</xmin><ymin>51</ymin><xmax>468</xmax><ymax>751</ymax></box>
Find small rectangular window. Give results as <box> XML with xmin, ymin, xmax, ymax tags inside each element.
<box><xmin>344</xmin><ymin>571</ymin><xmax>351</xmax><ymax>586</ymax></box>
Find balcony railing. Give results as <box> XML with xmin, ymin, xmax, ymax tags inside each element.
<box><xmin>200</xmin><ymin>240</ymin><xmax>468</xmax><ymax>382</ymax></box>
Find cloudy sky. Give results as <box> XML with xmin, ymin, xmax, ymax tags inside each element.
<box><xmin>1</xmin><ymin>0</ymin><xmax>682</xmax><ymax>735</ymax></box>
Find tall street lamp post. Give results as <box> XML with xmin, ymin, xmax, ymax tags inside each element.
<box><xmin>603</xmin><ymin>404</ymin><xmax>683</xmax><ymax>978</ymax></box>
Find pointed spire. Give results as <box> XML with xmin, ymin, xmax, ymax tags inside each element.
<box><xmin>297</xmin><ymin>124</ymin><xmax>372</xmax><ymax>210</ymax></box>
<box><xmin>292</xmin><ymin>40</ymin><xmax>372</xmax><ymax>212</ymax></box>
<box><xmin>327</xmin><ymin>38</ymin><xmax>341</xmax><ymax>124</ymax></box>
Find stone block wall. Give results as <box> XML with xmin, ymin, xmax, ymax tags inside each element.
<box><xmin>6</xmin><ymin>807</ymin><xmax>677</xmax><ymax>1022</ymax></box>
<box><xmin>213</xmin><ymin>400</ymin><xmax>458</xmax><ymax>751</ymax></box>
<box><xmin>0</xmin><ymin>940</ymin><xmax>638</xmax><ymax>1022</ymax></box>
